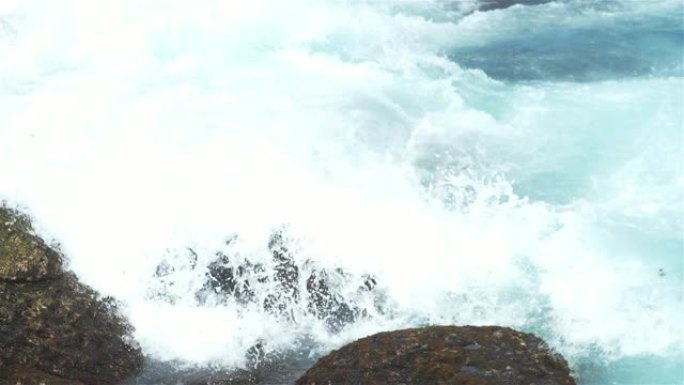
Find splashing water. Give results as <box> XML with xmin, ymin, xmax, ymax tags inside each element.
<box><xmin>1</xmin><ymin>0</ymin><xmax>682</xmax><ymax>383</ymax></box>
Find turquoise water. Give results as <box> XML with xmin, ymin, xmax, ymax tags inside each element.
<box><xmin>0</xmin><ymin>0</ymin><xmax>682</xmax><ymax>383</ymax></box>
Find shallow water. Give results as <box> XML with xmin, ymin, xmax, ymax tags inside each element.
<box><xmin>1</xmin><ymin>0</ymin><xmax>682</xmax><ymax>383</ymax></box>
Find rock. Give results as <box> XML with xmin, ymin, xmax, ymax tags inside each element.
<box><xmin>128</xmin><ymin>351</ymin><xmax>313</xmax><ymax>385</ymax></box>
<box><xmin>198</xmin><ymin>251</ymin><xmax>262</xmax><ymax>306</ymax></box>
<box><xmin>305</xmin><ymin>267</ymin><xmax>367</xmax><ymax>332</ymax></box>
<box><xmin>477</xmin><ymin>0</ymin><xmax>553</xmax><ymax>12</ymax></box>
<box><xmin>263</xmin><ymin>232</ymin><xmax>300</xmax><ymax>319</ymax></box>
<box><xmin>0</xmin><ymin>365</ymin><xmax>86</xmax><ymax>385</ymax></box>
<box><xmin>296</xmin><ymin>325</ymin><xmax>577</xmax><ymax>385</ymax></box>
<box><xmin>127</xmin><ymin>362</ymin><xmax>262</xmax><ymax>385</ymax></box>
<box><xmin>175</xmin><ymin>231</ymin><xmax>384</xmax><ymax>332</ymax></box>
<box><xmin>0</xmin><ymin>204</ymin><xmax>144</xmax><ymax>385</ymax></box>
<box><xmin>0</xmin><ymin>206</ymin><xmax>62</xmax><ymax>281</ymax></box>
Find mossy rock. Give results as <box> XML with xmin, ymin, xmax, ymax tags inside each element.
<box><xmin>296</xmin><ymin>325</ymin><xmax>577</xmax><ymax>385</ymax></box>
<box><xmin>0</xmin><ymin>205</ymin><xmax>62</xmax><ymax>281</ymax></box>
<box><xmin>0</xmin><ymin>273</ymin><xmax>143</xmax><ymax>384</ymax></box>
<box><xmin>0</xmin><ymin>205</ymin><xmax>144</xmax><ymax>384</ymax></box>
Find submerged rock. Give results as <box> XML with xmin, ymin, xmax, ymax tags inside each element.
<box><xmin>305</xmin><ymin>267</ymin><xmax>378</xmax><ymax>333</ymax></box>
<box><xmin>168</xmin><ymin>230</ymin><xmax>385</xmax><ymax>333</ymax></box>
<box><xmin>0</xmin><ymin>204</ymin><xmax>144</xmax><ymax>385</ymax></box>
<box><xmin>296</xmin><ymin>325</ymin><xmax>577</xmax><ymax>385</ymax></box>
<box><xmin>477</xmin><ymin>0</ymin><xmax>553</xmax><ymax>12</ymax></box>
<box><xmin>127</xmin><ymin>350</ymin><xmax>314</xmax><ymax>385</ymax></box>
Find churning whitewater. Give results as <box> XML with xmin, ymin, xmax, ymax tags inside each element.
<box><xmin>0</xmin><ymin>0</ymin><xmax>682</xmax><ymax>384</ymax></box>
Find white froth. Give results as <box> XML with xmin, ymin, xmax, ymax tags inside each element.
<box><xmin>1</xmin><ymin>0</ymin><xmax>681</xmax><ymax>378</ymax></box>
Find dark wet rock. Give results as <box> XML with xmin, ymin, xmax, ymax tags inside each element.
<box><xmin>127</xmin><ymin>351</ymin><xmax>313</xmax><ymax>385</ymax></box>
<box><xmin>0</xmin><ymin>204</ymin><xmax>144</xmax><ymax>385</ymax></box>
<box><xmin>309</xmin><ymin>268</ymin><xmax>382</xmax><ymax>333</ymax></box>
<box><xmin>0</xmin><ymin>273</ymin><xmax>143</xmax><ymax>384</ymax></box>
<box><xmin>198</xmin><ymin>252</ymin><xmax>262</xmax><ymax>306</ymax></box>
<box><xmin>477</xmin><ymin>0</ymin><xmax>553</xmax><ymax>12</ymax></box>
<box><xmin>193</xmin><ymin>235</ymin><xmax>264</xmax><ymax>307</ymax></box>
<box><xmin>126</xmin><ymin>362</ymin><xmax>262</xmax><ymax>385</ymax></box>
<box><xmin>296</xmin><ymin>325</ymin><xmax>577</xmax><ymax>385</ymax></box>
<box><xmin>0</xmin><ymin>365</ymin><xmax>86</xmax><ymax>385</ymax></box>
<box><xmin>156</xmin><ymin>231</ymin><xmax>385</xmax><ymax>333</ymax></box>
<box><xmin>263</xmin><ymin>232</ymin><xmax>300</xmax><ymax>319</ymax></box>
<box><xmin>305</xmin><ymin>267</ymin><xmax>374</xmax><ymax>333</ymax></box>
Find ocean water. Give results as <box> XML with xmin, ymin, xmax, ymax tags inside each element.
<box><xmin>0</xmin><ymin>0</ymin><xmax>682</xmax><ymax>384</ymax></box>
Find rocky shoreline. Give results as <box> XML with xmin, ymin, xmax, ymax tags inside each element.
<box><xmin>0</xmin><ymin>204</ymin><xmax>577</xmax><ymax>385</ymax></box>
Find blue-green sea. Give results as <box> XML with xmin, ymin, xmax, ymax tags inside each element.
<box><xmin>1</xmin><ymin>0</ymin><xmax>682</xmax><ymax>383</ymax></box>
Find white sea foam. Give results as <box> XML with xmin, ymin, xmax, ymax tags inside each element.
<box><xmin>1</xmin><ymin>0</ymin><xmax>681</xmax><ymax>382</ymax></box>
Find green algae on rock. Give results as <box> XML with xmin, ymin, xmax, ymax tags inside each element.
<box><xmin>296</xmin><ymin>325</ymin><xmax>577</xmax><ymax>385</ymax></box>
<box><xmin>0</xmin><ymin>204</ymin><xmax>143</xmax><ymax>385</ymax></box>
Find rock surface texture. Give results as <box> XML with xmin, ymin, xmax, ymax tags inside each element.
<box><xmin>0</xmin><ymin>205</ymin><xmax>144</xmax><ymax>385</ymax></box>
<box><xmin>296</xmin><ymin>325</ymin><xmax>577</xmax><ymax>385</ymax></box>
